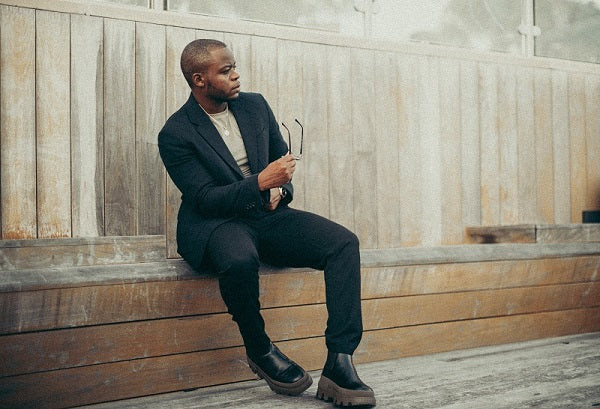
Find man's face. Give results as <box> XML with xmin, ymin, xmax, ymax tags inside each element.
<box><xmin>201</xmin><ymin>47</ymin><xmax>241</xmax><ymax>102</ymax></box>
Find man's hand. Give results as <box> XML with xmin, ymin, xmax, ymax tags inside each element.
<box><xmin>265</xmin><ymin>187</ymin><xmax>282</xmax><ymax>211</ymax></box>
<box><xmin>257</xmin><ymin>154</ymin><xmax>295</xmax><ymax>191</ymax></box>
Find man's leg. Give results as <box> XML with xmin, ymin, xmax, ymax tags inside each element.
<box><xmin>205</xmin><ymin>221</ymin><xmax>270</xmax><ymax>356</ymax></box>
<box><xmin>205</xmin><ymin>220</ymin><xmax>312</xmax><ymax>395</ymax></box>
<box><xmin>257</xmin><ymin>208</ymin><xmax>376</xmax><ymax>407</ymax></box>
<box><xmin>257</xmin><ymin>208</ymin><xmax>363</xmax><ymax>353</ymax></box>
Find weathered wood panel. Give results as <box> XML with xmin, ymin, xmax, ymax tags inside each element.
<box><xmin>164</xmin><ymin>26</ymin><xmax>196</xmax><ymax>258</ymax></box>
<box><xmin>326</xmin><ymin>45</ymin><xmax>353</xmax><ymax>229</ymax></box>
<box><xmin>71</xmin><ymin>14</ymin><xmax>105</xmax><ymax>237</ymax></box>
<box><xmin>534</xmin><ymin>69</ymin><xmax>555</xmax><ymax>223</ymax></box>
<box><xmin>375</xmin><ymin>51</ymin><xmax>403</xmax><ymax>247</ymax></box>
<box><xmin>0</xmin><ymin>2</ymin><xmax>599</xmax><ymax>248</ymax></box>
<box><xmin>551</xmin><ymin>70</ymin><xmax>571</xmax><ymax>224</ymax></box>
<box><xmin>479</xmin><ymin>63</ymin><xmax>501</xmax><ymax>226</ymax></box>
<box><xmin>277</xmin><ymin>39</ymin><xmax>307</xmax><ymax>211</ymax></box>
<box><xmin>36</xmin><ymin>10</ymin><xmax>71</xmax><ymax>238</ymax></box>
<box><xmin>351</xmin><ymin>47</ymin><xmax>378</xmax><ymax>248</ymax></box>
<box><xmin>585</xmin><ymin>75</ymin><xmax>600</xmax><ymax>212</ymax></box>
<box><xmin>418</xmin><ymin>56</ymin><xmax>443</xmax><ymax>246</ymax></box>
<box><xmin>0</xmin><ymin>6</ymin><xmax>36</xmax><ymax>239</ymax></box>
<box><xmin>3</xmin><ymin>282</ymin><xmax>598</xmax><ymax>377</ymax></box>
<box><xmin>1</xmin><ymin>307</ymin><xmax>598</xmax><ymax>409</ymax></box>
<box><xmin>460</xmin><ymin>60</ymin><xmax>482</xmax><ymax>230</ymax></box>
<box><xmin>104</xmin><ymin>18</ymin><xmax>137</xmax><ymax>236</ymax></box>
<box><xmin>3</xmin><ymin>255</ymin><xmax>599</xmax><ymax>334</ymax></box>
<box><xmin>439</xmin><ymin>59</ymin><xmax>463</xmax><ymax>244</ymax></box>
<box><xmin>568</xmin><ymin>73</ymin><xmax>588</xmax><ymax>223</ymax></box>
<box><xmin>136</xmin><ymin>22</ymin><xmax>166</xmax><ymax>235</ymax></box>
<box><xmin>0</xmin><ymin>235</ymin><xmax>165</xmax><ymax>271</ymax></box>
<box><xmin>497</xmin><ymin>65</ymin><xmax>519</xmax><ymax>225</ymax></box>
<box><xmin>516</xmin><ymin>66</ymin><xmax>538</xmax><ymax>223</ymax></box>
<box><xmin>303</xmin><ymin>44</ymin><xmax>330</xmax><ymax>218</ymax></box>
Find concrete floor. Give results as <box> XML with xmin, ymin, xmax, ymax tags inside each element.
<box><xmin>82</xmin><ymin>333</ymin><xmax>600</xmax><ymax>409</ymax></box>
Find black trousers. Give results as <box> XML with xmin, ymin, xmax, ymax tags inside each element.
<box><xmin>204</xmin><ymin>207</ymin><xmax>363</xmax><ymax>357</ymax></box>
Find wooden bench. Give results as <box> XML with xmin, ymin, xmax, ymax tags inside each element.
<box><xmin>1</xmin><ymin>230</ymin><xmax>599</xmax><ymax>408</ymax></box>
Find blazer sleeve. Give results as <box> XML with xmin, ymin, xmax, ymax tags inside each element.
<box><xmin>158</xmin><ymin>122</ymin><xmax>266</xmax><ymax>219</ymax></box>
<box><xmin>260</xmin><ymin>94</ymin><xmax>294</xmax><ymax>206</ymax></box>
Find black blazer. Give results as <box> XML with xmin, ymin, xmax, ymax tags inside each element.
<box><xmin>158</xmin><ymin>92</ymin><xmax>293</xmax><ymax>268</ymax></box>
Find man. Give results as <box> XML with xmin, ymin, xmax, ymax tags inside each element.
<box><xmin>158</xmin><ymin>39</ymin><xmax>376</xmax><ymax>407</ymax></box>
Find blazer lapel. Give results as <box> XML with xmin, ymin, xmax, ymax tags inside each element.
<box><xmin>184</xmin><ymin>94</ymin><xmax>243</xmax><ymax>178</ymax></box>
<box><xmin>230</xmin><ymin>100</ymin><xmax>261</xmax><ymax>173</ymax></box>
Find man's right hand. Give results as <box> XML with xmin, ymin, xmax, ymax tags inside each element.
<box><xmin>257</xmin><ymin>153</ymin><xmax>295</xmax><ymax>191</ymax></box>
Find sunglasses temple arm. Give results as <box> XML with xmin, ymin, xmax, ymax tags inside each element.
<box><xmin>294</xmin><ymin>119</ymin><xmax>303</xmax><ymax>155</ymax></box>
<box><xmin>281</xmin><ymin>122</ymin><xmax>291</xmax><ymax>154</ymax></box>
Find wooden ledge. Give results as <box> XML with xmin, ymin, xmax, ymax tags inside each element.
<box><xmin>467</xmin><ymin>224</ymin><xmax>600</xmax><ymax>244</ymax></box>
<box><xmin>0</xmin><ymin>235</ymin><xmax>166</xmax><ymax>271</ymax></box>
<box><xmin>2</xmin><ymin>242</ymin><xmax>599</xmax><ymax>293</ymax></box>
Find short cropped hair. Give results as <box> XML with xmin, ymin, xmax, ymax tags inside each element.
<box><xmin>180</xmin><ymin>39</ymin><xmax>227</xmax><ymax>88</ymax></box>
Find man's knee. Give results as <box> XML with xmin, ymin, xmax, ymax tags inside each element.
<box><xmin>219</xmin><ymin>251</ymin><xmax>260</xmax><ymax>277</ymax></box>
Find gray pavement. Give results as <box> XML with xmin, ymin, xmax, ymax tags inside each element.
<box><xmin>82</xmin><ymin>333</ymin><xmax>600</xmax><ymax>409</ymax></box>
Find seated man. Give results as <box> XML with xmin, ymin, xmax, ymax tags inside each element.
<box><xmin>158</xmin><ymin>39</ymin><xmax>375</xmax><ymax>407</ymax></box>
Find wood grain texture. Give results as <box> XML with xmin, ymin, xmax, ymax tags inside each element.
<box><xmin>104</xmin><ymin>18</ymin><xmax>137</xmax><ymax>236</ymax></box>
<box><xmin>36</xmin><ymin>10</ymin><xmax>71</xmax><ymax>238</ymax></box>
<box><xmin>302</xmin><ymin>43</ymin><xmax>330</xmax><ymax>219</ymax></box>
<box><xmin>375</xmin><ymin>51</ymin><xmax>402</xmax><ymax>247</ymax></box>
<box><xmin>3</xmin><ymin>254</ymin><xmax>599</xmax><ymax>334</ymax></box>
<box><xmin>479</xmin><ymin>62</ymin><xmax>500</xmax><ymax>226</ymax></box>
<box><xmin>165</xmin><ymin>26</ymin><xmax>196</xmax><ymax>258</ymax></box>
<box><xmin>533</xmin><ymin>69</ymin><xmax>555</xmax><ymax>223</ymax></box>
<box><xmin>568</xmin><ymin>73</ymin><xmax>588</xmax><ymax>223</ymax></box>
<box><xmin>136</xmin><ymin>22</ymin><xmax>166</xmax><ymax>235</ymax></box>
<box><xmin>351</xmin><ymin>47</ymin><xmax>378</xmax><ymax>248</ymax></box>
<box><xmin>0</xmin><ymin>2</ymin><xmax>599</xmax><ymax>248</ymax></box>
<box><xmin>2</xmin><ymin>282</ymin><xmax>598</xmax><ymax>377</ymax></box>
<box><xmin>71</xmin><ymin>14</ymin><xmax>105</xmax><ymax>237</ymax></box>
<box><xmin>1</xmin><ymin>308</ymin><xmax>598</xmax><ymax>409</ymax></box>
<box><xmin>0</xmin><ymin>5</ymin><xmax>36</xmax><ymax>239</ymax></box>
<box><xmin>326</xmin><ymin>45</ymin><xmax>353</xmax><ymax>229</ymax></box>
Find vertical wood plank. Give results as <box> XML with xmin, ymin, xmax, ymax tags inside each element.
<box><xmin>351</xmin><ymin>47</ymin><xmax>377</xmax><ymax>248</ymax></box>
<box><xmin>136</xmin><ymin>22</ymin><xmax>166</xmax><ymax>235</ymax></box>
<box><xmin>303</xmin><ymin>44</ymin><xmax>330</xmax><ymax>219</ymax></box>
<box><xmin>460</xmin><ymin>60</ymin><xmax>481</xmax><ymax>231</ymax></box>
<box><xmin>375</xmin><ymin>51</ymin><xmax>402</xmax><ymax>247</ymax></box>
<box><xmin>398</xmin><ymin>55</ymin><xmax>422</xmax><ymax>246</ymax></box>
<box><xmin>534</xmin><ymin>69</ymin><xmax>555</xmax><ymax>223</ymax></box>
<box><xmin>251</xmin><ymin>36</ymin><xmax>278</xmax><ymax>116</ymax></box>
<box><xmin>326</xmin><ymin>46</ymin><xmax>353</xmax><ymax>229</ymax></box>
<box><xmin>516</xmin><ymin>67</ymin><xmax>537</xmax><ymax>224</ymax></box>
<box><xmin>417</xmin><ymin>56</ymin><xmax>442</xmax><ymax>246</ymax></box>
<box><xmin>104</xmin><ymin>18</ymin><xmax>137</xmax><ymax>236</ymax></box>
<box><xmin>0</xmin><ymin>6</ymin><xmax>36</xmax><ymax>239</ymax></box>
<box><xmin>497</xmin><ymin>65</ymin><xmax>519</xmax><ymax>225</ymax></box>
<box><xmin>165</xmin><ymin>26</ymin><xmax>196</xmax><ymax>258</ymax></box>
<box><xmin>438</xmin><ymin>59</ymin><xmax>463</xmax><ymax>244</ymax></box>
<box><xmin>224</xmin><ymin>33</ymin><xmax>252</xmax><ymax>92</ymax></box>
<box><xmin>584</xmin><ymin>75</ymin><xmax>600</xmax><ymax>212</ymax></box>
<box><xmin>551</xmin><ymin>70</ymin><xmax>571</xmax><ymax>224</ymax></box>
<box><xmin>277</xmin><ymin>40</ymin><xmax>306</xmax><ymax>211</ymax></box>
<box><xmin>36</xmin><ymin>10</ymin><xmax>71</xmax><ymax>238</ymax></box>
<box><xmin>479</xmin><ymin>63</ymin><xmax>500</xmax><ymax>226</ymax></box>
<box><xmin>568</xmin><ymin>73</ymin><xmax>587</xmax><ymax>223</ymax></box>
<box><xmin>71</xmin><ymin>14</ymin><xmax>104</xmax><ymax>237</ymax></box>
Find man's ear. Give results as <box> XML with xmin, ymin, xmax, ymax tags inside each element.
<box><xmin>192</xmin><ymin>73</ymin><xmax>205</xmax><ymax>87</ymax></box>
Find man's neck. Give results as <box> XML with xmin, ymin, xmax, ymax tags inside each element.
<box><xmin>193</xmin><ymin>92</ymin><xmax>227</xmax><ymax>114</ymax></box>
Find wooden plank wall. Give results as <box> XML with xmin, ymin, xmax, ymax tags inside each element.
<box><xmin>0</xmin><ymin>2</ymin><xmax>599</xmax><ymax>251</ymax></box>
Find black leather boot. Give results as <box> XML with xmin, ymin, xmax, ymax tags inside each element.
<box><xmin>317</xmin><ymin>351</ymin><xmax>376</xmax><ymax>407</ymax></box>
<box><xmin>247</xmin><ymin>342</ymin><xmax>312</xmax><ymax>396</ymax></box>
